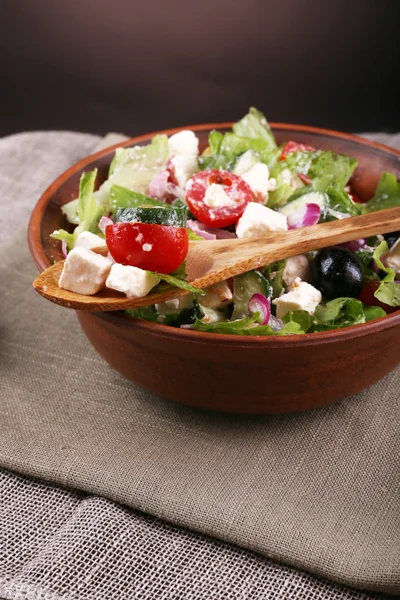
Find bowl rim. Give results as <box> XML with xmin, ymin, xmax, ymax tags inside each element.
<box><xmin>28</xmin><ymin>121</ymin><xmax>400</xmax><ymax>345</ymax></box>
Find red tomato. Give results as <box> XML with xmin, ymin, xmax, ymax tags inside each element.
<box><xmin>358</xmin><ymin>280</ymin><xmax>399</xmax><ymax>314</ymax></box>
<box><xmin>348</xmin><ymin>192</ymin><xmax>363</xmax><ymax>204</ymax></box>
<box><xmin>106</xmin><ymin>222</ymin><xmax>189</xmax><ymax>274</ymax></box>
<box><xmin>185</xmin><ymin>170</ymin><xmax>254</xmax><ymax>228</ymax></box>
<box><xmin>298</xmin><ymin>173</ymin><xmax>312</xmax><ymax>185</ymax></box>
<box><xmin>280</xmin><ymin>141</ymin><xmax>316</xmax><ymax>161</ymax></box>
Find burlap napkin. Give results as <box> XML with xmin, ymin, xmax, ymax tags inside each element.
<box><xmin>0</xmin><ymin>132</ymin><xmax>399</xmax><ymax>597</ymax></box>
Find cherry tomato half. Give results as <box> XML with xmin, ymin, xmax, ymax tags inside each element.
<box><xmin>358</xmin><ymin>280</ymin><xmax>399</xmax><ymax>314</ymax></box>
<box><xmin>106</xmin><ymin>222</ymin><xmax>189</xmax><ymax>274</ymax></box>
<box><xmin>280</xmin><ymin>141</ymin><xmax>316</xmax><ymax>161</ymax></box>
<box><xmin>348</xmin><ymin>191</ymin><xmax>363</xmax><ymax>204</ymax></box>
<box><xmin>185</xmin><ymin>169</ymin><xmax>254</xmax><ymax>228</ymax></box>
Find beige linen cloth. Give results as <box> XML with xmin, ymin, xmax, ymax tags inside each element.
<box><xmin>0</xmin><ymin>131</ymin><xmax>399</xmax><ymax>599</ymax></box>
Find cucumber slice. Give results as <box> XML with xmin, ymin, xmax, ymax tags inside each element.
<box><xmin>279</xmin><ymin>191</ymin><xmax>328</xmax><ymax>219</ymax></box>
<box><xmin>232</xmin><ymin>270</ymin><xmax>272</xmax><ymax>320</ymax></box>
<box><xmin>114</xmin><ymin>206</ymin><xmax>188</xmax><ymax>227</ymax></box>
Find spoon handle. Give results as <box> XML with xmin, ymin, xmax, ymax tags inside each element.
<box><xmin>186</xmin><ymin>207</ymin><xmax>400</xmax><ymax>289</ymax></box>
<box><xmin>33</xmin><ymin>206</ymin><xmax>400</xmax><ymax>311</ymax></box>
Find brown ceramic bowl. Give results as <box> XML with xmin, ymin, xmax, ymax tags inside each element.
<box><xmin>28</xmin><ymin>123</ymin><xmax>400</xmax><ymax>414</ymax></box>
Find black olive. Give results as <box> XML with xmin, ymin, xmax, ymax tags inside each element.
<box><xmin>311</xmin><ymin>246</ymin><xmax>364</xmax><ymax>300</ymax></box>
<box><xmin>383</xmin><ymin>231</ymin><xmax>400</xmax><ymax>248</ymax></box>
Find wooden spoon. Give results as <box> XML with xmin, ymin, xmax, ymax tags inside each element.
<box><xmin>33</xmin><ymin>206</ymin><xmax>400</xmax><ymax>311</ymax></box>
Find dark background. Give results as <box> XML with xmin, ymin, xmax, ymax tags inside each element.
<box><xmin>1</xmin><ymin>0</ymin><xmax>399</xmax><ymax>138</ymax></box>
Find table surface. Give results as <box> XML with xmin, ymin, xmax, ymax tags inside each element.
<box><xmin>0</xmin><ymin>130</ymin><xmax>397</xmax><ymax>600</ymax></box>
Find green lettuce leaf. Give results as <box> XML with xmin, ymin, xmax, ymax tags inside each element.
<box><xmin>284</xmin><ymin>150</ymin><xmax>357</xmax><ymax>187</ymax></box>
<box><xmin>262</xmin><ymin>260</ymin><xmax>286</xmax><ymax>299</ymax></box>
<box><xmin>189</xmin><ymin>315</ymin><xmax>302</xmax><ymax>336</ymax></box>
<box><xmin>324</xmin><ymin>184</ymin><xmax>361</xmax><ymax>218</ymax></box>
<box><xmin>198</xmin><ymin>108</ymin><xmax>278</xmax><ymax>171</ymax></box>
<box><xmin>372</xmin><ymin>241</ymin><xmax>400</xmax><ymax>306</ymax></box>
<box><xmin>232</xmin><ymin>107</ymin><xmax>276</xmax><ymax>151</ymax></box>
<box><xmin>282</xmin><ymin>296</ymin><xmax>386</xmax><ymax>334</ymax></box>
<box><xmin>51</xmin><ymin>169</ymin><xmax>108</xmax><ymax>250</ymax></box>
<box><xmin>95</xmin><ymin>135</ymin><xmax>169</xmax><ymax>205</ymax></box>
<box><xmin>110</xmin><ymin>185</ymin><xmax>164</xmax><ymax>211</ymax></box>
<box><xmin>364</xmin><ymin>172</ymin><xmax>400</xmax><ymax>213</ymax></box>
<box><xmin>152</xmin><ymin>272</ymin><xmax>205</xmax><ymax>295</ymax></box>
<box><xmin>125</xmin><ymin>305</ymin><xmax>158</xmax><ymax>322</ymax></box>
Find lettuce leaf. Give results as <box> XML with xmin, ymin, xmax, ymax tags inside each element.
<box><xmin>372</xmin><ymin>241</ymin><xmax>400</xmax><ymax>307</ymax></box>
<box><xmin>364</xmin><ymin>172</ymin><xmax>400</xmax><ymax>213</ymax></box>
<box><xmin>198</xmin><ymin>108</ymin><xmax>278</xmax><ymax>171</ymax></box>
<box><xmin>189</xmin><ymin>316</ymin><xmax>302</xmax><ymax>335</ymax></box>
<box><xmin>282</xmin><ymin>297</ymin><xmax>386</xmax><ymax>333</ymax></box>
<box><xmin>152</xmin><ymin>272</ymin><xmax>205</xmax><ymax>295</ymax></box>
<box><xmin>284</xmin><ymin>150</ymin><xmax>357</xmax><ymax>188</ymax></box>
<box><xmin>232</xmin><ymin>107</ymin><xmax>276</xmax><ymax>151</ymax></box>
<box><xmin>95</xmin><ymin>135</ymin><xmax>169</xmax><ymax>205</ymax></box>
<box><xmin>124</xmin><ymin>305</ymin><xmax>158</xmax><ymax>322</ymax></box>
<box><xmin>51</xmin><ymin>169</ymin><xmax>108</xmax><ymax>250</ymax></box>
<box><xmin>110</xmin><ymin>185</ymin><xmax>164</xmax><ymax>211</ymax></box>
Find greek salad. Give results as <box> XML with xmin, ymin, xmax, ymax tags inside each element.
<box><xmin>53</xmin><ymin>108</ymin><xmax>400</xmax><ymax>336</ymax></box>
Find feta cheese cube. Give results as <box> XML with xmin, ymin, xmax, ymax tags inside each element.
<box><xmin>170</xmin><ymin>154</ymin><xmax>199</xmax><ymax>188</ymax></box>
<box><xmin>280</xmin><ymin>168</ymin><xmax>303</xmax><ymax>191</ymax></box>
<box><xmin>236</xmin><ymin>202</ymin><xmax>288</xmax><ymax>238</ymax></box>
<box><xmin>168</xmin><ymin>130</ymin><xmax>199</xmax><ymax>157</ymax></box>
<box><xmin>384</xmin><ymin>238</ymin><xmax>400</xmax><ymax>279</ymax></box>
<box><xmin>59</xmin><ymin>247</ymin><xmax>113</xmax><ymax>295</ymax></box>
<box><xmin>106</xmin><ymin>263</ymin><xmax>160</xmax><ymax>298</ymax></box>
<box><xmin>272</xmin><ymin>277</ymin><xmax>322</xmax><ymax>319</ymax></box>
<box><xmin>74</xmin><ymin>231</ymin><xmax>107</xmax><ymax>250</ymax></box>
<box><xmin>282</xmin><ymin>254</ymin><xmax>311</xmax><ymax>290</ymax></box>
<box><xmin>241</xmin><ymin>163</ymin><xmax>277</xmax><ymax>199</ymax></box>
<box><xmin>203</xmin><ymin>183</ymin><xmax>236</xmax><ymax>208</ymax></box>
<box><xmin>233</xmin><ymin>150</ymin><xmax>260</xmax><ymax>176</ymax></box>
<box><xmin>200</xmin><ymin>280</ymin><xmax>233</xmax><ymax>309</ymax></box>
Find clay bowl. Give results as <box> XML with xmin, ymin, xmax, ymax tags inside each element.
<box><xmin>28</xmin><ymin>123</ymin><xmax>400</xmax><ymax>414</ymax></box>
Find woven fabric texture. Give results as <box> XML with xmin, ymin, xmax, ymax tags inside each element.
<box><xmin>0</xmin><ymin>130</ymin><xmax>399</xmax><ymax>599</ymax></box>
<box><xmin>0</xmin><ymin>469</ymin><xmax>388</xmax><ymax>600</ymax></box>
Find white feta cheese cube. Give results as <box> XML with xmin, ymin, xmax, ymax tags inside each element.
<box><xmin>170</xmin><ymin>154</ymin><xmax>199</xmax><ymax>188</ymax></box>
<box><xmin>233</xmin><ymin>150</ymin><xmax>260</xmax><ymax>176</ymax></box>
<box><xmin>272</xmin><ymin>277</ymin><xmax>322</xmax><ymax>319</ymax></box>
<box><xmin>74</xmin><ymin>231</ymin><xmax>108</xmax><ymax>250</ymax></box>
<box><xmin>203</xmin><ymin>183</ymin><xmax>236</xmax><ymax>208</ymax></box>
<box><xmin>200</xmin><ymin>280</ymin><xmax>233</xmax><ymax>309</ymax></box>
<box><xmin>280</xmin><ymin>168</ymin><xmax>303</xmax><ymax>191</ymax></box>
<box><xmin>384</xmin><ymin>238</ymin><xmax>400</xmax><ymax>279</ymax></box>
<box><xmin>168</xmin><ymin>130</ymin><xmax>199</xmax><ymax>157</ymax></box>
<box><xmin>236</xmin><ymin>202</ymin><xmax>288</xmax><ymax>238</ymax></box>
<box><xmin>155</xmin><ymin>294</ymin><xmax>193</xmax><ymax>315</ymax></box>
<box><xmin>106</xmin><ymin>263</ymin><xmax>160</xmax><ymax>298</ymax></box>
<box><xmin>59</xmin><ymin>247</ymin><xmax>113</xmax><ymax>295</ymax></box>
<box><xmin>241</xmin><ymin>163</ymin><xmax>277</xmax><ymax>199</ymax></box>
<box><xmin>282</xmin><ymin>254</ymin><xmax>311</xmax><ymax>290</ymax></box>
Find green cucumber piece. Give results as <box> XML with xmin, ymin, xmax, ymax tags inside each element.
<box><xmin>232</xmin><ymin>270</ymin><xmax>272</xmax><ymax>320</ymax></box>
<box><xmin>114</xmin><ymin>206</ymin><xmax>188</xmax><ymax>227</ymax></box>
<box><xmin>278</xmin><ymin>191</ymin><xmax>328</xmax><ymax>220</ymax></box>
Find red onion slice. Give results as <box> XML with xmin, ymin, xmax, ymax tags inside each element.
<box><xmin>98</xmin><ymin>215</ymin><xmax>113</xmax><ymax>235</ymax></box>
<box><xmin>61</xmin><ymin>239</ymin><xmax>68</xmax><ymax>258</ymax></box>
<box><xmin>187</xmin><ymin>220</ymin><xmax>216</xmax><ymax>240</ymax></box>
<box><xmin>165</xmin><ymin>182</ymin><xmax>186</xmax><ymax>200</ymax></box>
<box><xmin>148</xmin><ymin>170</ymin><xmax>169</xmax><ymax>199</ymax></box>
<box><xmin>248</xmin><ymin>293</ymin><xmax>271</xmax><ymax>325</ymax></box>
<box><xmin>187</xmin><ymin>220</ymin><xmax>237</xmax><ymax>240</ymax></box>
<box><xmin>287</xmin><ymin>203</ymin><xmax>321</xmax><ymax>229</ymax></box>
<box><xmin>340</xmin><ymin>238</ymin><xmax>367</xmax><ymax>251</ymax></box>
